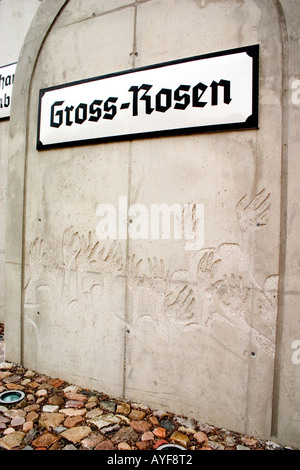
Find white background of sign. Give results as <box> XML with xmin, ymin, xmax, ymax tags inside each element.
<box><xmin>0</xmin><ymin>62</ymin><xmax>17</xmax><ymax>119</ymax></box>
<box><xmin>38</xmin><ymin>47</ymin><xmax>258</xmax><ymax>148</ymax></box>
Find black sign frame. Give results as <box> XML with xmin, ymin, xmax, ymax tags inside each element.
<box><xmin>37</xmin><ymin>45</ymin><xmax>259</xmax><ymax>150</ymax></box>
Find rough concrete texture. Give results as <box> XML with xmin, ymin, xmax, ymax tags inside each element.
<box><xmin>4</xmin><ymin>0</ymin><xmax>300</xmax><ymax>448</ymax></box>
<box><xmin>0</xmin><ymin>0</ymin><xmax>41</xmax><ymax>323</ymax></box>
<box><xmin>0</xmin><ymin>120</ymin><xmax>9</xmax><ymax>324</ymax></box>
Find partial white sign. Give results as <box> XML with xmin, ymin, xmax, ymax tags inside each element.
<box><xmin>37</xmin><ymin>45</ymin><xmax>259</xmax><ymax>149</ymax></box>
<box><xmin>0</xmin><ymin>62</ymin><xmax>17</xmax><ymax>119</ymax></box>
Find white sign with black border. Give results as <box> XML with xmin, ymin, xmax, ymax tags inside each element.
<box><xmin>0</xmin><ymin>62</ymin><xmax>17</xmax><ymax>120</ymax></box>
<box><xmin>37</xmin><ymin>45</ymin><xmax>259</xmax><ymax>150</ymax></box>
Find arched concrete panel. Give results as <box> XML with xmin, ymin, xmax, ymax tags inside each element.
<box><xmin>0</xmin><ymin>0</ymin><xmax>42</xmax><ymax>325</ymax></box>
<box><xmin>270</xmin><ymin>0</ymin><xmax>300</xmax><ymax>449</ymax></box>
<box><xmin>5</xmin><ymin>0</ymin><xmax>300</xmax><ymax>447</ymax></box>
<box><xmin>269</xmin><ymin>0</ymin><xmax>289</xmax><ymax>440</ymax></box>
<box><xmin>5</xmin><ymin>0</ymin><xmax>69</xmax><ymax>363</ymax></box>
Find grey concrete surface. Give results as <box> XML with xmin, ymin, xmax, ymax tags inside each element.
<box><xmin>3</xmin><ymin>0</ymin><xmax>300</xmax><ymax>448</ymax></box>
<box><xmin>0</xmin><ymin>0</ymin><xmax>41</xmax><ymax>324</ymax></box>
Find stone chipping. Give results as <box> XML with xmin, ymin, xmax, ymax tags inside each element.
<box><xmin>0</xmin><ymin>325</ymin><xmax>295</xmax><ymax>451</ymax></box>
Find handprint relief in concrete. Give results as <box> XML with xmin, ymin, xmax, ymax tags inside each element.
<box><xmin>126</xmin><ymin>189</ymin><xmax>277</xmax><ymax>357</ymax></box>
<box><xmin>24</xmin><ymin>189</ymin><xmax>278</xmax><ymax>358</ymax></box>
<box><xmin>237</xmin><ymin>188</ymin><xmax>272</xmax><ymax>277</ymax></box>
<box><xmin>25</xmin><ymin>237</ymin><xmax>51</xmax><ymax>304</ymax></box>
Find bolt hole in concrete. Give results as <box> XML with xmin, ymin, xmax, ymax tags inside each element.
<box><xmin>251</xmin><ymin>352</ymin><xmax>256</xmax><ymax>357</ymax></box>
<box><xmin>0</xmin><ymin>390</ymin><xmax>26</xmax><ymax>405</ymax></box>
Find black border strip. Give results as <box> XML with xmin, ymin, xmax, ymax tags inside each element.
<box><xmin>36</xmin><ymin>45</ymin><xmax>259</xmax><ymax>150</ymax></box>
<box><xmin>0</xmin><ymin>62</ymin><xmax>17</xmax><ymax>122</ymax></box>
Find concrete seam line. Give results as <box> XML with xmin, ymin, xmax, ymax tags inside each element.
<box><xmin>270</xmin><ymin>0</ymin><xmax>289</xmax><ymax>439</ymax></box>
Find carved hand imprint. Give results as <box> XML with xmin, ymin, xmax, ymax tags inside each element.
<box><xmin>25</xmin><ymin>237</ymin><xmax>50</xmax><ymax>303</ymax></box>
<box><xmin>182</xmin><ymin>202</ymin><xmax>203</xmax><ymax>251</ymax></box>
<box><xmin>75</xmin><ymin>232</ymin><xmax>99</xmax><ymax>275</ymax></box>
<box><xmin>197</xmin><ymin>251</ymin><xmax>221</xmax><ymax>290</ymax></box>
<box><xmin>167</xmin><ymin>284</ymin><xmax>195</xmax><ymax>323</ymax></box>
<box><xmin>127</xmin><ymin>254</ymin><xmax>144</xmax><ymax>290</ymax></box>
<box><xmin>145</xmin><ymin>257</ymin><xmax>169</xmax><ymax>295</ymax></box>
<box><xmin>102</xmin><ymin>240</ymin><xmax>124</xmax><ymax>275</ymax></box>
<box><xmin>27</xmin><ymin>237</ymin><xmax>47</xmax><ymax>283</ymax></box>
<box><xmin>62</xmin><ymin>227</ymin><xmax>81</xmax><ymax>270</ymax></box>
<box><xmin>213</xmin><ymin>273</ymin><xmax>249</xmax><ymax>314</ymax></box>
<box><xmin>237</xmin><ymin>189</ymin><xmax>271</xmax><ymax>233</ymax></box>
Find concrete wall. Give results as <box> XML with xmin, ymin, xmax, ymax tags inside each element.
<box><xmin>4</xmin><ymin>0</ymin><xmax>300</xmax><ymax>448</ymax></box>
<box><xmin>273</xmin><ymin>0</ymin><xmax>300</xmax><ymax>448</ymax></box>
<box><xmin>0</xmin><ymin>0</ymin><xmax>41</xmax><ymax>323</ymax></box>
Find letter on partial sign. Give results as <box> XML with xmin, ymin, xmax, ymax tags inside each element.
<box><xmin>210</xmin><ymin>79</ymin><xmax>232</xmax><ymax>106</ymax></box>
<box><xmin>75</xmin><ymin>103</ymin><xmax>87</xmax><ymax>124</ymax></box>
<box><xmin>50</xmin><ymin>101</ymin><xmax>64</xmax><ymax>128</ymax></box>
<box><xmin>193</xmin><ymin>82</ymin><xmax>207</xmax><ymax>108</ymax></box>
<box><xmin>156</xmin><ymin>88</ymin><xmax>172</xmax><ymax>113</ymax></box>
<box><xmin>65</xmin><ymin>105</ymin><xmax>74</xmax><ymax>126</ymax></box>
<box><xmin>103</xmin><ymin>97</ymin><xmax>118</xmax><ymax>120</ymax></box>
<box><xmin>4</xmin><ymin>93</ymin><xmax>10</xmax><ymax>108</ymax></box>
<box><xmin>89</xmin><ymin>99</ymin><xmax>102</xmax><ymax>122</ymax></box>
<box><xmin>174</xmin><ymin>85</ymin><xmax>191</xmax><ymax>110</ymax></box>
